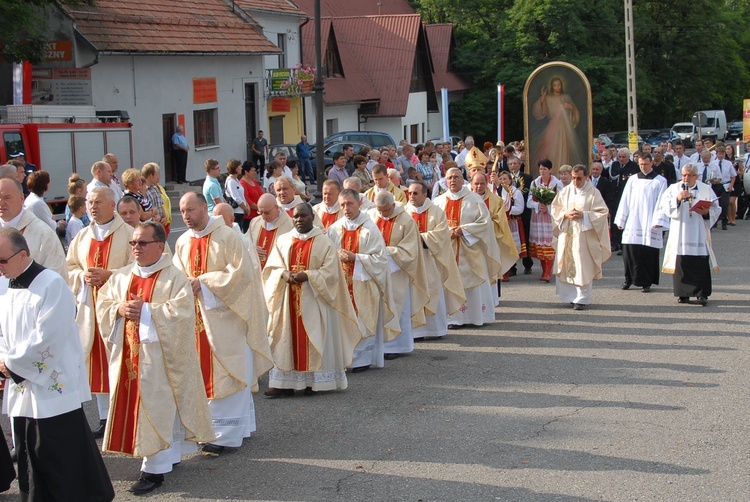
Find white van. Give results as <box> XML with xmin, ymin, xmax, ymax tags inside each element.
<box><xmin>671</xmin><ymin>122</ymin><xmax>698</xmax><ymax>147</ymax></box>
<box><xmin>692</xmin><ymin>110</ymin><xmax>727</xmax><ymax>141</ymax></box>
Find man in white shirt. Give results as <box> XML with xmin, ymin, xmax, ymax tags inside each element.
<box><xmin>456</xmin><ymin>136</ymin><xmax>474</xmax><ymax>168</ymax></box>
<box><xmin>672</xmin><ymin>141</ymin><xmax>693</xmax><ymax>182</ymax></box>
<box><xmin>709</xmin><ymin>143</ymin><xmax>737</xmax><ymax>230</ymax></box>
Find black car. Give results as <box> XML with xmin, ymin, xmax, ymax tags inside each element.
<box><xmin>728</xmin><ymin>120</ymin><xmax>743</xmax><ymax>140</ymax></box>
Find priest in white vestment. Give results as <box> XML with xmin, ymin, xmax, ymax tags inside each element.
<box><xmin>248</xmin><ymin>193</ymin><xmax>294</xmax><ymax>269</ymax></box>
<box><xmin>658</xmin><ymin>163</ymin><xmax>720</xmax><ymax>306</ymax></box>
<box><xmin>405</xmin><ymin>182</ymin><xmax>466</xmax><ymax>339</ymax></box>
<box><xmin>275</xmin><ymin>177</ymin><xmax>323</xmax><ymax>228</ymax></box>
<box><xmin>173</xmin><ymin>193</ymin><xmax>273</xmax><ymax>456</ymax></box>
<box><xmin>67</xmin><ymin>186</ymin><xmax>134</xmax><ymax>437</ymax></box>
<box><xmin>0</xmin><ymin>227</ymin><xmax>114</xmax><ymax>501</ymax></box>
<box><xmin>551</xmin><ymin>165</ymin><xmax>611</xmax><ymax>309</ymax></box>
<box><xmin>434</xmin><ymin>168</ymin><xmax>501</xmax><ymax>327</ymax></box>
<box><xmin>327</xmin><ymin>189</ymin><xmax>400</xmax><ymax>372</ymax></box>
<box><xmin>262</xmin><ymin>204</ymin><xmax>361</xmax><ymax>395</ymax></box>
<box><xmin>614</xmin><ymin>154</ymin><xmax>668</xmax><ymax>292</ymax></box>
<box><xmin>97</xmin><ymin>222</ymin><xmax>214</xmax><ymax>494</ymax></box>
<box><xmin>0</xmin><ymin>178</ymin><xmax>67</xmax><ymax>278</ymax></box>
<box><xmin>368</xmin><ymin>191</ymin><xmax>430</xmax><ymax>358</ymax></box>
<box><xmin>313</xmin><ymin>180</ymin><xmax>343</xmax><ymax>231</ymax></box>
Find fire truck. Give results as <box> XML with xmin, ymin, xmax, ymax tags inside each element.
<box><xmin>0</xmin><ymin>105</ymin><xmax>133</xmax><ymax>207</ymax></box>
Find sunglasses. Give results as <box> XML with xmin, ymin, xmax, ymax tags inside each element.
<box><xmin>128</xmin><ymin>240</ymin><xmax>160</xmax><ymax>247</ymax></box>
<box><xmin>0</xmin><ymin>249</ymin><xmax>22</xmax><ymax>264</ymax></box>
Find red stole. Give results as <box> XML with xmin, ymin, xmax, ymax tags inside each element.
<box><xmin>411</xmin><ymin>211</ymin><xmax>428</xmax><ymax>233</ymax></box>
<box><xmin>88</xmin><ymin>235</ymin><xmax>114</xmax><ymax>394</ymax></box>
<box><xmin>106</xmin><ymin>271</ymin><xmax>160</xmax><ymax>455</ymax></box>
<box><xmin>189</xmin><ymin>235</ymin><xmax>215</xmax><ymax>398</ymax></box>
<box><xmin>376</xmin><ymin>216</ymin><xmax>395</xmax><ymax>246</ymax></box>
<box><xmin>340</xmin><ymin>226</ymin><xmax>361</xmax><ymax>314</ymax></box>
<box><xmin>484</xmin><ymin>196</ymin><xmax>491</xmax><ymax>209</ymax></box>
<box><xmin>258</xmin><ymin>227</ymin><xmax>277</xmax><ymax>269</ymax></box>
<box><xmin>321</xmin><ymin>211</ymin><xmax>338</xmax><ymax>229</ymax></box>
<box><xmin>445</xmin><ymin>198</ymin><xmax>463</xmax><ymax>263</ymax></box>
<box><xmin>289</xmin><ymin>237</ymin><xmax>314</xmax><ymax>371</ymax></box>
<box><xmin>285</xmin><ymin>208</ymin><xmax>295</xmax><ymax>217</ymax></box>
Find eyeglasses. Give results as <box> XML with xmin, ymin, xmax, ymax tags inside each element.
<box><xmin>128</xmin><ymin>240</ymin><xmax>160</xmax><ymax>247</ymax></box>
<box><xmin>0</xmin><ymin>249</ymin><xmax>22</xmax><ymax>264</ymax></box>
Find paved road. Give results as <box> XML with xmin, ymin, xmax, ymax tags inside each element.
<box><xmin>3</xmin><ymin>215</ymin><xmax>750</xmax><ymax>501</ymax></box>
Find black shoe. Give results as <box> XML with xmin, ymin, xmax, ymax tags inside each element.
<box><xmin>677</xmin><ymin>297</ymin><xmax>689</xmax><ymax>304</ymax></box>
<box><xmin>351</xmin><ymin>365</ymin><xmax>370</xmax><ymax>373</ymax></box>
<box><xmin>303</xmin><ymin>387</ymin><xmax>316</xmax><ymax>396</ymax></box>
<box><xmin>201</xmin><ymin>443</ymin><xmax>225</xmax><ymax>456</ymax></box>
<box><xmin>92</xmin><ymin>419</ymin><xmax>106</xmax><ymax>439</ymax></box>
<box><xmin>447</xmin><ymin>324</ymin><xmax>461</xmax><ymax>330</ymax></box>
<box><xmin>642</xmin><ymin>286</ymin><xmax>651</xmax><ymax>293</ymax></box>
<box><xmin>573</xmin><ymin>303</ymin><xmax>585</xmax><ymax>311</ymax></box>
<box><xmin>130</xmin><ymin>473</ymin><xmax>164</xmax><ymax>494</ymax></box>
<box><xmin>509</xmin><ymin>268</ymin><xmax>517</xmax><ymax>277</ymax></box>
<box><xmin>616</xmin><ymin>249</ymin><xmax>623</xmax><ymax>256</ymax></box>
<box><xmin>384</xmin><ymin>353</ymin><xmax>399</xmax><ymax>360</ymax></box>
<box><xmin>697</xmin><ymin>296</ymin><xmax>708</xmax><ymax>306</ymax></box>
<box><xmin>264</xmin><ymin>388</ymin><xmax>294</xmax><ymax>398</ymax></box>
<box><xmin>722</xmin><ymin>223</ymin><xmax>728</xmax><ymax>230</ymax></box>
<box><xmin>621</xmin><ymin>282</ymin><xmax>631</xmax><ymax>290</ymax></box>
<box><xmin>523</xmin><ymin>268</ymin><xmax>532</xmax><ymax>275</ymax></box>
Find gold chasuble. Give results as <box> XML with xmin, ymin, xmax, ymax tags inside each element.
<box><xmin>188</xmin><ymin>234</ymin><xmax>214</xmax><ymax>398</ymax></box>
<box><xmin>341</xmin><ymin>227</ymin><xmax>361</xmax><ymax>313</ymax></box>
<box><xmin>87</xmin><ymin>236</ymin><xmax>113</xmax><ymax>394</ymax></box>
<box><xmin>258</xmin><ymin>228</ymin><xmax>277</xmax><ymax>269</ymax></box>
<box><xmin>107</xmin><ymin>272</ymin><xmax>160</xmax><ymax>455</ymax></box>
<box><xmin>289</xmin><ymin>238</ymin><xmax>314</xmax><ymax>370</ymax></box>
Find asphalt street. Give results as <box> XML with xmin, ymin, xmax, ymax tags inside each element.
<box><xmin>3</xmin><ymin>206</ymin><xmax>750</xmax><ymax>501</ymax></box>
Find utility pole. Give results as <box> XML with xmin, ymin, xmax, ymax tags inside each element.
<box><xmin>624</xmin><ymin>0</ymin><xmax>639</xmax><ymax>153</ymax></box>
<box><xmin>314</xmin><ymin>0</ymin><xmax>325</xmax><ymax>196</ymax></box>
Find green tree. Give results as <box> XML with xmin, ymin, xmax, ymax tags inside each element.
<box><xmin>1</xmin><ymin>0</ymin><xmax>92</xmax><ymax>64</ymax></box>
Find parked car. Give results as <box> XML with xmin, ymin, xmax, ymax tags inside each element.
<box><xmin>728</xmin><ymin>120</ymin><xmax>743</xmax><ymax>140</ymax></box>
<box><xmin>308</xmin><ymin>141</ymin><xmax>369</xmax><ymax>175</ymax></box>
<box><xmin>269</xmin><ymin>144</ymin><xmax>298</xmax><ymax>163</ymax></box>
<box><xmin>671</xmin><ymin>122</ymin><xmax>698</xmax><ymax>147</ymax></box>
<box><xmin>428</xmin><ymin>136</ymin><xmax>462</xmax><ymax>149</ymax></box>
<box><xmin>642</xmin><ymin>129</ymin><xmax>681</xmax><ymax>147</ymax></box>
<box><xmin>323</xmin><ymin>131</ymin><xmax>396</xmax><ymax>149</ymax></box>
<box><xmin>608</xmin><ymin>131</ymin><xmax>643</xmax><ymax>150</ymax></box>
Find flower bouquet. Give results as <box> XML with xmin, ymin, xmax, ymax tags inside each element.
<box><xmin>530</xmin><ymin>183</ymin><xmax>557</xmax><ymax>205</ymax></box>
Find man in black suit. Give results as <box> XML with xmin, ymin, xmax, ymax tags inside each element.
<box><xmin>609</xmin><ymin>148</ymin><xmax>639</xmax><ymax>254</ymax></box>
<box><xmin>590</xmin><ymin>161</ymin><xmax>616</xmax><ymax>232</ymax></box>
<box><xmin>507</xmin><ymin>156</ymin><xmax>534</xmax><ymax>274</ymax></box>
<box><xmin>652</xmin><ymin>146</ymin><xmax>676</xmax><ymax>186</ymax></box>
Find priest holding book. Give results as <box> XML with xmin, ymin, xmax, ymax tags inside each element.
<box><xmin>658</xmin><ymin>163</ymin><xmax>720</xmax><ymax>306</ymax></box>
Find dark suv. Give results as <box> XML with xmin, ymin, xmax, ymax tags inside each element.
<box><xmin>323</xmin><ymin>131</ymin><xmax>396</xmax><ymax>149</ymax></box>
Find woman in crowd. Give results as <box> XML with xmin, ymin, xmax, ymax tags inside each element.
<box><xmin>65</xmin><ymin>173</ymin><xmax>89</xmax><ymax>226</ymax></box>
<box><xmin>24</xmin><ymin>170</ymin><xmax>59</xmax><ymax>231</ymax></box>
<box><xmin>289</xmin><ymin>160</ymin><xmax>311</xmax><ymax>202</ymax></box>
<box><xmin>379</xmin><ymin>148</ymin><xmax>396</xmax><ymax>171</ymax></box>
<box><xmin>122</xmin><ymin>168</ymin><xmax>156</xmax><ymax>221</ymax></box>
<box><xmin>726</xmin><ymin>143</ymin><xmax>742</xmax><ymax>226</ymax></box>
<box><xmin>225</xmin><ymin>158</ymin><xmax>251</xmax><ymax>231</ymax></box>
<box><xmin>264</xmin><ymin>160</ymin><xmax>284</xmax><ymax>195</ymax></box>
<box><xmin>240</xmin><ymin>161</ymin><xmax>263</xmax><ymax>222</ymax></box>
<box><xmin>527</xmin><ymin>159</ymin><xmax>562</xmax><ymax>282</ymax></box>
<box><xmin>352</xmin><ymin>155</ymin><xmax>374</xmax><ymax>191</ymax></box>
<box><xmin>202</xmin><ymin>158</ymin><xmax>224</xmax><ymax>212</ymax></box>
<box><xmin>558</xmin><ymin>164</ymin><xmax>573</xmax><ymax>187</ymax></box>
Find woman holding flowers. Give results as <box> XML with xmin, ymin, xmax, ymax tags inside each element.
<box><xmin>527</xmin><ymin>159</ymin><xmax>563</xmax><ymax>282</ymax></box>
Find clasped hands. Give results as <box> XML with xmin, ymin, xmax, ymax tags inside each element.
<box><xmin>565</xmin><ymin>209</ymin><xmax>583</xmax><ymax>220</ymax></box>
<box><xmin>450</xmin><ymin>226</ymin><xmax>463</xmax><ymax>239</ymax></box>
<box><xmin>282</xmin><ymin>270</ymin><xmax>308</xmax><ymax>284</ymax></box>
<box><xmin>117</xmin><ymin>293</ymin><xmax>144</xmax><ymax>320</ymax></box>
<box><xmin>84</xmin><ymin>267</ymin><xmax>112</xmax><ymax>288</ymax></box>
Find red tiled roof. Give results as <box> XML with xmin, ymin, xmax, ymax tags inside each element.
<box><xmin>62</xmin><ymin>0</ymin><xmax>281</xmax><ymax>54</ymax></box>
<box><xmin>237</xmin><ymin>0</ymin><xmax>304</xmax><ymax>16</ymax></box>
<box><xmin>301</xmin><ymin>19</ymin><xmax>380</xmax><ymax>106</ymax></box>
<box><xmin>294</xmin><ymin>0</ymin><xmax>414</xmax><ymax>17</ymax></box>
<box><xmin>424</xmin><ymin>24</ymin><xmax>470</xmax><ymax>92</ymax></box>
<box><xmin>303</xmin><ymin>15</ymin><xmax>428</xmax><ymax>116</ymax></box>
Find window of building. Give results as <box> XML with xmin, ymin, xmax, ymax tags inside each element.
<box><xmin>277</xmin><ymin>33</ymin><xmax>287</xmax><ymax>69</ymax></box>
<box><xmin>325</xmin><ymin>33</ymin><xmax>344</xmax><ymax>78</ymax></box>
<box><xmin>410</xmin><ymin>124</ymin><xmax>419</xmax><ymax>144</ymax></box>
<box><xmin>194</xmin><ymin>108</ymin><xmax>218</xmax><ymax>148</ymax></box>
<box><xmin>326</xmin><ymin>118</ymin><xmax>339</xmax><ymax>136</ymax></box>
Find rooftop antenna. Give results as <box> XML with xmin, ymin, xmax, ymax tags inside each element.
<box><xmin>377</xmin><ymin>0</ymin><xmax>382</xmax><ymax>15</ymax></box>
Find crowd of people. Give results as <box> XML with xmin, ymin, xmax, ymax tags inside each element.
<box><xmin>0</xmin><ymin>131</ymin><xmax>736</xmax><ymax>498</ymax></box>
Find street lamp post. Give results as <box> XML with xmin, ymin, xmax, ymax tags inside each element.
<box><xmin>314</xmin><ymin>0</ymin><xmax>325</xmax><ymax>196</ymax></box>
<box><xmin>624</xmin><ymin>0</ymin><xmax>639</xmax><ymax>152</ymax></box>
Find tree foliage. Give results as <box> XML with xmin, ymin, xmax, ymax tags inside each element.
<box><xmin>0</xmin><ymin>0</ymin><xmax>92</xmax><ymax>64</ymax></box>
<box><xmin>411</xmin><ymin>0</ymin><xmax>750</xmax><ymax>143</ymax></box>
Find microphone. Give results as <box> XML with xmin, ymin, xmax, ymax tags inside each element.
<box><xmin>682</xmin><ymin>182</ymin><xmax>690</xmax><ymax>204</ymax></box>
